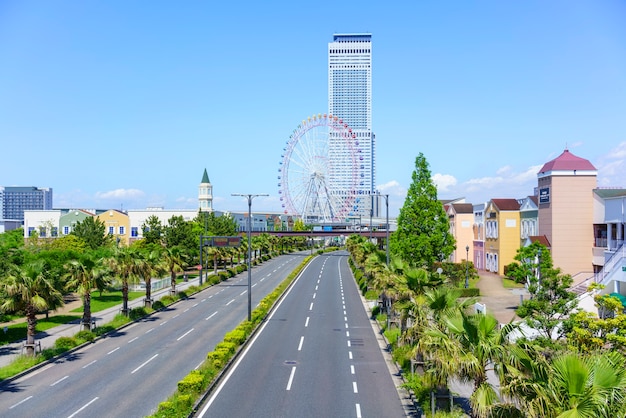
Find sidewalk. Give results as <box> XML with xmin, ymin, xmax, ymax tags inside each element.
<box><xmin>0</xmin><ymin>276</ymin><xmax>203</xmax><ymax>369</ymax></box>
<box><xmin>474</xmin><ymin>270</ymin><xmax>528</xmax><ymax>324</ymax></box>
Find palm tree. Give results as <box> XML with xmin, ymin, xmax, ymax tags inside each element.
<box><xmin>64</xmin><ymin>255</ymin><xmax>109</xmax><ymax>331</ymax></box>
<box><xmin>105</xmin><ymin>246</ymin><xmax>140</xmax><ymax>316</ymax></box>
<box><xmin>421</xmin><ymin>312</ymin><xmax>514</xmax><ymax>417</ymax></box>
<box><xmin>136</xmin><ymin>249</ymin><xmax>166</xmax><ymax>308</ymax></box>
<box><xmin>162</xmin><ymin>246</ymin><xmax>185</xmax><ymax>295</ymax></box>
<box><xmin>500</xmin><ymin>349</ymin><xmax>626</xmax><ymax>417</ymax></box>
<box><xmin>0</xmin><ymin>259</ymin><xmax>63</xmax><ymax>355</ymax></box>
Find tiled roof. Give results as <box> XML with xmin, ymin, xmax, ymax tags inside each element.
<box><xmin>529</xmin><ymin>235</ymin><xmax>551</xmax><ymax>248</ymax></box>
<box><xmin>451</xmin><ymin>203</ymin><xmax>474</xmax><ymax>214</ymax></box>
<box><xmin>491</xmin><ymin>198</ymin><xmax>520</xmax><ymax>211</ymax></box>
<box><xmin>538</xmin><ymin>149</ymin><xmax>596</xmax><ymax>173</ymax></box>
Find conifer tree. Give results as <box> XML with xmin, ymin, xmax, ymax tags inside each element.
<box><xmin>390</xmin><ymin>153</ymin><xmax>455</xmax><ymax>267</ymax></box>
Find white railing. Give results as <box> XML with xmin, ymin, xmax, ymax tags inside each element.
<box><xmin>597</xmin><ymin>243</ymin><xmax>625</xmax><ymax>286</ymax></box>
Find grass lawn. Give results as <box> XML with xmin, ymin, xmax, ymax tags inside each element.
<box><xmin>71</xmin><ymin>291</ymin><xmax>144</xmax><ymax>313</ymax></box>
<box><xmin>502</xmin><ymin>277</ymin><xmax>525</xmax><ymax>289</ymax></box>
<box><xmin>0</xmin><ymin>315</ymin><xmax>81</xmax><ymax>346</ymax></box>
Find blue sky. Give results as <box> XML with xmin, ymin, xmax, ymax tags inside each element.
<box><xmin>1</xmin><ymin>1</ymin><xmax>624</xmax><ymax>217</ymax></box>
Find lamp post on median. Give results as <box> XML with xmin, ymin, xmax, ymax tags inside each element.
<box><xmin>465</xmin><ymin>245</ymin><xmax>470</xmax><ymax>289</ymax></box>
<box><xmin>232</xmin><ymin>193</ymin><xmax>268</xmax><ymax>321</ymax></box>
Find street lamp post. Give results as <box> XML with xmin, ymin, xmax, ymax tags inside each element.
<box><xmin>465</xmin><ymin>245</ymin><xmax>470</xmax><ymax>289</ymax></box>
<box><xmin>232</xmin><ymin>193</ymin><xmax>268</xmax><ymax>322</ymax></box>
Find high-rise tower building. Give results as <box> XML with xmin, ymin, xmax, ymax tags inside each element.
<box><xmin>328</xmin><ymin>33</ymin><xmax>375</xmax><ymax>218</ymax></box>
<box><xmin>0</xmin><ymin>186</ymin><xmax>53</xmax><ymax>222</ymax></box>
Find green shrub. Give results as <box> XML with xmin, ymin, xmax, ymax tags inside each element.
<box><xmin>459</xmin><ymin>288</ymin><xmax>480</xmax><ymax>297</ymax></box>
<box><xmin>152</xmin><ymin>300</ymin><xmax>165</xmax><ymax>310</ymax></box>
<box><xmin>55</xmin><ymin>336</ymin><xmax>78</xmax><ymax>351</ymax></box>
<box><xmin>177</xmin><ymin>370</ymin><xmax>205</xmax><ymax>393</ymax></box>
<box><xmin>218</xmin><ymin>271</ymin><xmax>229</xmax><ymax>281</ymax></box>
<box><xmin>187</xmin><ymin>285</ymin><xmax>200</xmax><ymax>294</ymax></box>
<box><xmin>156</xmin><ymin>401</ymin><xmax>175</xmax><ymax>414</ymax></box>
<box><xmin>75</xmin><ymin>330</ymin><xmax>95</xmax><ymax>344</ymax></box>
<box><xmin>364</xmin><ymin>290</ymin><xmax>378</xmax><ymax>300</ymax></box>
<box><xmin>224</xmin><ymin>329</ymin><xmax>246</xmax><ymax>345</ymax></box>
<box><xmin>160</xmin><ymin>295</ymin><xmax>174</xmax><ymax>305</ymax></box>
<box><xmin>207</xmin><ymin>274</ymin><xmax>220</xmax><ymax>285</ymax></box>
<box><xmin>177</xmin><ymin>290</ymin><xmax>188</xmax><ymax>299</ymax></box>
<box><xmin>129</xmin><ymin>307</ymin><xmax>148</xmax><ymax>320</ymax></box>
<box><xmin>215</xmin><ymin>341</ymin><xmax>236</xmax><ymax>355</ymax></box>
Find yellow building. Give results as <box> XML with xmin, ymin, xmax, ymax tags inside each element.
<box><xmin>485</xmin><ymin>199</ymin><xmax>521</xmax><ymax>275</ymax></box>
<box><xmin>96</xmin><ymin>209</ymin><xmax>131</xmax><ymax>246</ymax></box>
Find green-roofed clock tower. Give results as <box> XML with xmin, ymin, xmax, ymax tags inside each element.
<box><xmin>199</xmin><ymin>168</ymin><xmax>213</xmax><ymax>212</ymax></box>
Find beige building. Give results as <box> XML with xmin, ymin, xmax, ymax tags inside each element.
<box><xmin>537</xmin><ymin>149</ymin><xmax>597</xmax><ymax>277</ymax></box>
<box><xmin>447</xmin><ymin>203</ymin><xmax>474</xmax><ymax>263</ymax></box>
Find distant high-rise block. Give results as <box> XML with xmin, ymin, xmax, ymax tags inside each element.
<box><xmin>328</xmin><ymin>33</ymin><xmax>375</xmax><ymax>218</ymax></box>
<box><xmin>1</xmin><ymin>186</ymin><xmax>53</xmax><ymax>222</ymax></box>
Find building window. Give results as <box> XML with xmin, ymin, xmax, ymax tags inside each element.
<box><xmin>119</xmin><ymin>226</ymin><xmax>125</xmax><ymax>235</ymax></box>
<box><xmin>28</xmin><ymin>227</ymin><xmax>35</xmax><ymax>236</ymax></box>
<box><xmin>108</xmin><ymin>226</ymin><xmax>114</xmax><ymax>235</ymax></box>
<box><xmin>51</xmin><ymin>227</ymin><xmax>58</xmax><ymax>237</ymax></box>
<box><xmin>63</xmin><ymin>226</ymin><xmax>70</xmax><ymax>235</ymax></box>
<box><xmin>131</xmin><ymin>227</ymin><xmax>138</xmax><ymax>237</ymax></box>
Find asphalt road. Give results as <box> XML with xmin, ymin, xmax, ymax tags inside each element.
<box><xmin>197</xmin><ymin>252</ymin><xmax>409</xmax><ymax>418</ymax></box>
<box><xmin>0</xmin><ymin>254</ymin><xmax>307</xmax><ymax>418</ymax></box>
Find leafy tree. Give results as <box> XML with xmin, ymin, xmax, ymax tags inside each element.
<box><xmin>514</xmin><ymin>243</ymin><xmax>578</xmax><ymax>341</ymax></box>
<box><xmin>564</xmin><ymin>285</ymin><xmax>626</xmax><ymax>354</ymax></box>
<box><xmin>142</xmin><ymin>215</ymin><xmax>164</xmax><ymax>245</ymax></box>
<box><xmin>71</xmin><ymin>216</ymin><xmax>112</xmax><ymax>250</ymax></box>
<box><xmin>164</xmin><ymin>215</ymin><xmax>196</xmax><ymax>254</ymax></box>
<box><xmin>389</xmin><ymin>153</ymin><xmax>455</xmax><ymax>267</ymax></box>
<box><xmin>293</xmin><ymin>218</ymin><xmax>310</xmax><ymax>231</ymax></box>
<box><xmin>64</xmin><ymin>255</ymin><xmax>110</xmax><ymax>330</ymax></box>
<box><xmin>47</xmin><ymin>234</ymin><xmax>88</xmax><ymax>253</ymax></box>
<box><xmin>0</xmin><ymin>259</ymin><xmax>64</xmax><ymax>355</ymax></box>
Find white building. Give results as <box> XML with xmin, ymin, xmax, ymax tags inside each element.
<box><xmin>328</xmin><ymin>33</ymin><xmax>375</xmax><ymax>217</ymax></box>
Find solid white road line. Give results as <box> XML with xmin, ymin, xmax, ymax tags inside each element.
<box><xmin>286</xmin><ymin>366</ymin><xmax>297</xmax><ymax>391</ymax></box>
<box><xmin>128</xmin><ymin>337</ymin><xmax>139</xmax><ymax>344</ymax></box>
<box><xmin>67</xmin><ymin>397</ymin><xmax>98</xmax><ymax>418</ymax></box>
<box><xmin>205</xmin><ymin>311</ymin><xmax>218</xmax><ymax>320</ymax></box>
<box><xmin>353</xmin><ymin>381</ymin><xmax>358</xmax><ymax>393</ymax></box>
<box><xmin>309</xmin><ymin>302</ymin><xmax>314</xmax><ymax>311</ymax></box>
<box><xmin>304</xmin><ymin>317</ymin><xmax>310</xmax><ymax>327</ymax></box>
<box><xmin>349</xmin><ymin>351</ymin><xmax>353</xmax><ymax>360</ymax></box>
<box><xmin>356</xmin><ymin>403</ymin><xmax>362</xmax><ymax>418</ymax></box>
<box><xmin>351</xmin><ymin>365</ymin><xmax>355</xmax><ymax>375</ymax></box>
<box><xmin>131</xmin><ymin>354</ymin><xmax>158</xmax><ymax>374</ymax></box>
<box><xmin>107</xmin><ymin>347</ymin><xmax>120</xmax><ymax>355</ymax></box>
<box><xmin>226</xmin><ymin>299</ymin><xmax>235</xmax><ymax>306</ymax></box>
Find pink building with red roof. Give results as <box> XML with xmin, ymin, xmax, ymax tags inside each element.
<box><xmin>537</xmin><ymin>149</ymin><xmax>597</xmax><ymax>276</ymax></box>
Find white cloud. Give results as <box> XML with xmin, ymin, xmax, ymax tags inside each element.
<box><xmin>95</xmin><ymin>188</ymin><xmax>145</xmax><ymax>200</ymax></box>
<box><xmin>596</xmin><ymin>141</ymin><xmax>626</xmax><ymax>188</ymax></box>
<box><xmin>432</xmin><ymin>173</ymin><xmax>457</xmax><ymax>192</ymax></box>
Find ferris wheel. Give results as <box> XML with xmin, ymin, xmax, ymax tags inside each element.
<box><xmin>278</xmin><ymin>113</ymin><xmax>362</xmax><ymax>223</ymax></box>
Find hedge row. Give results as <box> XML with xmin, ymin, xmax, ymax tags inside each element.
<box><xmin>151</xmin><ymin>253</ymin><xmax>314</xmax><ymax>418</ymax></box>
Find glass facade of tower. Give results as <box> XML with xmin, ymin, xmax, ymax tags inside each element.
<box><xmin>328</xmin><ymin>33</ymin><xmax>375</xmax><ymax>218</ymax></box>
<box><xmin>1</xmin><ymin>186</ymin><xmax>53</xmax><ymax>221</ymax></box>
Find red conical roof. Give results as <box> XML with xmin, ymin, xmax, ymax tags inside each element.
<box><xmin>538</xmin><ymin>149</ymin><xmax>596</xmax><ymax>173</ymax></box>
